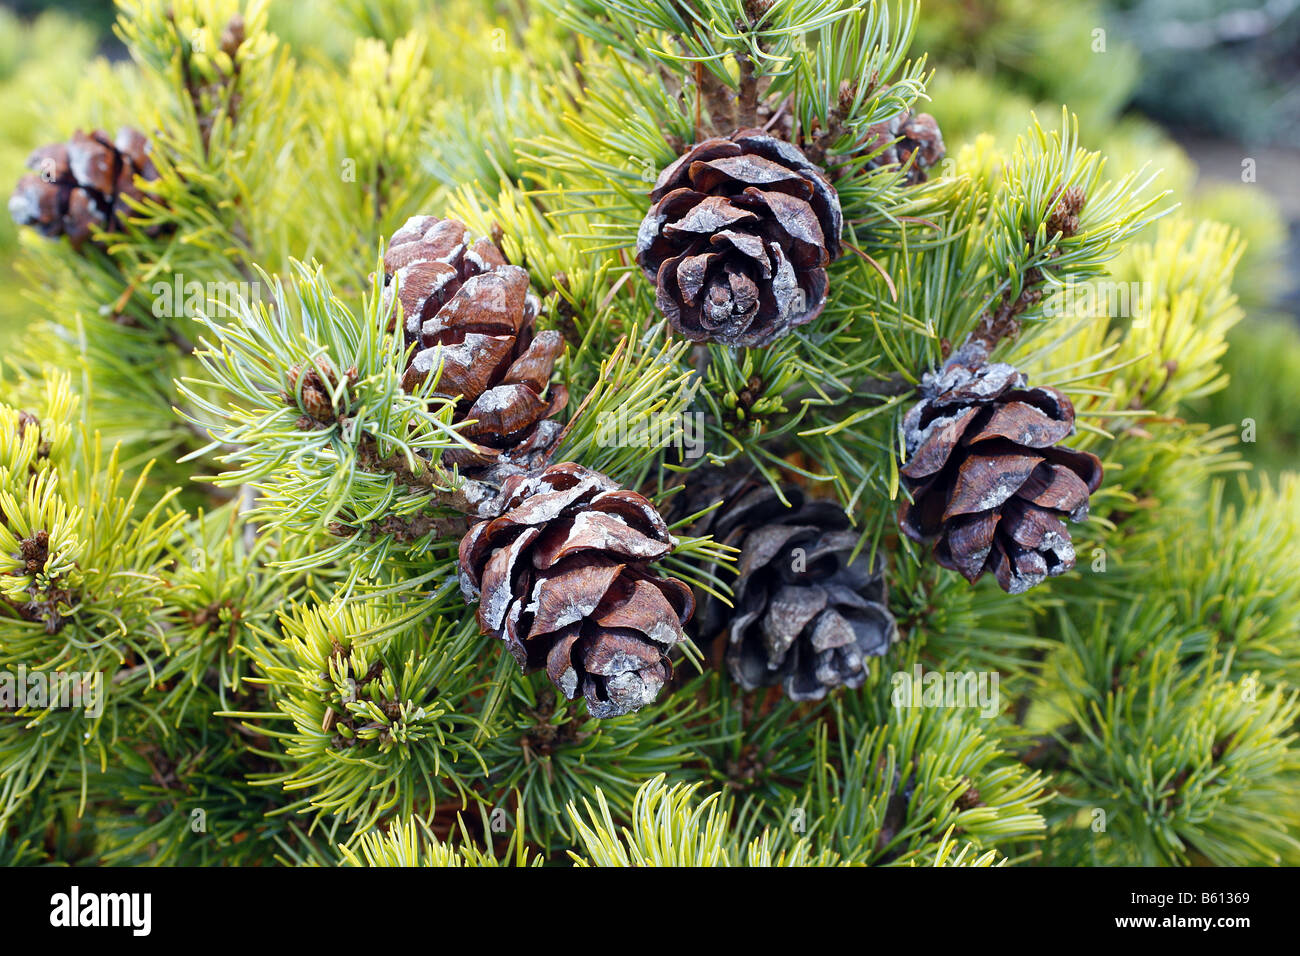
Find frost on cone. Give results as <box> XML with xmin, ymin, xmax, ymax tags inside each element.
<box><xmin>898</xmin><ymin>346</ymin><xmax>1103</xmax><ymax>594</ymax></box>
<box><xmin>635</xmin><ymin>128</ymin><xmax>842</xmax><ymax>347</ymax></box>
<box><xmin>679</xmin><ymin>474</ymin><xmax>898</xmax><ymax>701</ymax></box>
<box><xmin>9</xmin><ymin>128</ymin><xmax>161</xmax><ymax>250</ymax></box>
<box><xmin>457</xmin><ymin>463</ymin><xmax>693</xmax><ymax>719</ymax></box>
<box><xmin>383</xmin><ymin>215</ymin><xmax>567</xmax><ymax>468</ymax></box>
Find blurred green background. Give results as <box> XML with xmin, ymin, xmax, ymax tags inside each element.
<box><xmin>2</xmin><ymin>0</ymin><xmax>1297</xmax><ymax>479</ymax></box>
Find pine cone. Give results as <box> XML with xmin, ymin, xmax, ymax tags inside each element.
<box><xmin>681</xmin><ymin>475</ymin><xmax>897</xmax><ymax>701</ymax></box>
<box><xmin>282</xmin><ymin>360</ymin><xmax>357</xmax><ymax>427</ymax></box>
<box><xmin>635</xmin><ymin>128</ymin><xmax>842</xmax><ymax>347</ymax></box>
<box><xmin>1046</xmin><ymin>185</ymin><xmax>1086</xmax><ymax>238</ymax></box>
<box><xmin>458</xmin><ymin>462</ymin><xmax>693</xmax><ymax>718</ymax></box>
<box><xmin>383</xmin><ymin>216</ymin><xmax>568</xmax><ymax>468</ymax></box>
<box><xmin>898</xmin><ymin>347</ymin><xmax>1102</xmax><ymax>594</ymax></box>
<box><xmin>862</xmin><ymin>111</ymin><xmax>945</xmax><ymax>185</ymax></box>
<box><xmin>8</xmin><ymin>128</ymin><xmax>160</xmax><ymax>250</ymax></box>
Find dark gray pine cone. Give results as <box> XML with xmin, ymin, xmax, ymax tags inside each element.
<box><xmin>862</xmin><ymin>111</ymin><xmax>945</xmax><ymax>185</ymax></box>
<box><xmin>898</xmin><ymin>344</ymin><xmax>1103</xmax><ymax>594</ymax></box>
<box><xmin>9</xmin><ymin>127</ymin><xmax>161</xmax><ymax>249</ymax></box>
<box><xmin>382</xmin><ymin>215</ymin><xmax>567</xmax><ymax>469</ymax></box>
<box><xmin>681</xmin><ymin>474</ymin><xmax>897</xmax><ymax>701</ymax></box>
<box><xmin>635</xmin><ymin>128</ymin><xmax>842</xmax><ymax>347</ymax></box>
<box><xmin>458</xmin><ymin>462</ymin><xmax>693</xmax><ymax>719</ymax></box>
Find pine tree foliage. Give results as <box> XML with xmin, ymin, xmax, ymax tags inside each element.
<box><xmin>0</xmin><ymin>0</ymin><xmax>1296</xmax><ymax>867</ymax></box>
<box><xmin>336</xmin><ymin>809</ymin><xmax>537</xmax><ymax>866</ymax></box>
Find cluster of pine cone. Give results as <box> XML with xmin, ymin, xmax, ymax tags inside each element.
<box><xmin>8</xmin><ymin>94</ymin><xmax>1101</xmax><ymax>720</ymax></box>
<box><xmin>382</xmin><ymin>215</ymin><xmax>693</xmax><ymax>719</ymax></box>
<box><xmin>366</xmin><ymin>101</ymin><xmax>1098</xmax><ymax>718</ymax></box>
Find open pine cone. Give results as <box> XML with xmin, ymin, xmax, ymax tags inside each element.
<box><xmin>681</xmin><ymin>475</ymin><xmax>897</xmax><ymax>701</ymax></box>
<box><xmin>635</xmin><ymin>128</ymin><xmax>842</xmax><ymax>347</ymax></box>
<box><xmin>9</xmin><ymin>127</ymin><xmax>160</xmax><ymax>250</ymax></box>
<box><xmin>898</xmin><ymin>348</ymin><xmax>1103</xmax><ymax>594</ymax></box>
<box><xmin>383</xmin><ymin>215</ymin><xmax>567</xmax><ymax>468</ymax></box>
<box><xmin>458</xmin><ymin>462</ymin><xmax>693</xmax><ymax>718</ymax></box>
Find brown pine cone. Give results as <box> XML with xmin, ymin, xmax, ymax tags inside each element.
<box><xmin>282</xmin><ymin>360</ymin><xmax>357</xmax><ymax>427</ymax></box>
<box><xmin>898</xmin><ymin>346</ymin><xmax>1103</xmax><ymax>594</ymax></box>
<box><xmin>1046</xmin><ymin>185</ymin><xmax>1087</xmax><ymax>238</ymax></box>
<box><xmin>862</xmin><ymin>111</ymin><xmax>945</xmax><ymax>186</ymax></box>
<box><xmin>383</xmin><ymin>216</ymin><xmax>568</xmax><ymax>468</ymax></box>
<box><xmin>677</xmin><ymin>474</ymin><xmax>897</xmax><ymax>701</ymax></box>
<box><xmin>635</xmin><ymin>128</ymin><xmax>842</xmax><ymax>347</ymax></box>
<box><xmin>458</xmin><ymin>462</ymin><xmax>693</xmax><ymax>718</ymax></box>
<box><xmin>9</xmin><ymin>128</ymin><xmax>160</xmax><ymax>250</ymax></box>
